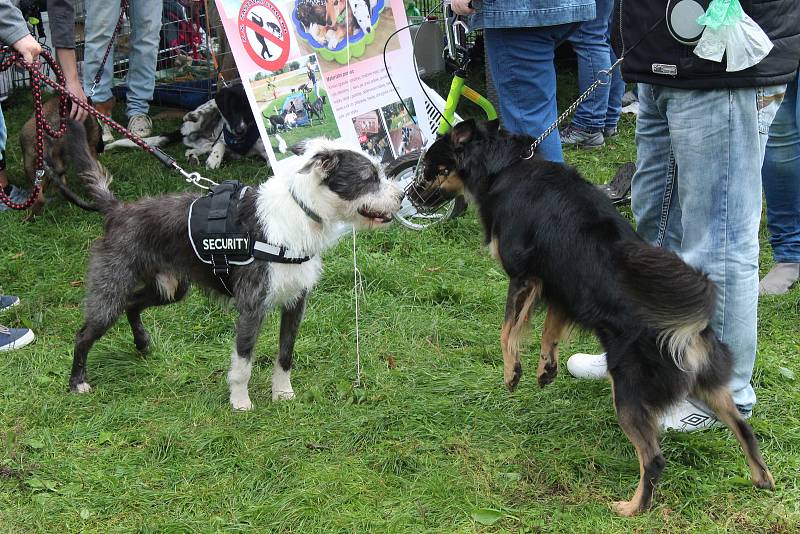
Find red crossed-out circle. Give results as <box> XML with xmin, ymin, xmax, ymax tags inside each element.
<box><xmin>238</xmin><ymin>0</ymin><xmax>290</xmax><ymax>71</ymax></box>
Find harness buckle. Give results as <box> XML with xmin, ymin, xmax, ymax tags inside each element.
<box><xmin>212</xmin><ymin>254</ymin><xmax>230</xmax><ymax>276</ymax></box>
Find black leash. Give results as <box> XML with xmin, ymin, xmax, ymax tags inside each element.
<box><xmin>88</xmin><ymin>0</ymin><xmax>128</xmax><ymax>98</ymax></box>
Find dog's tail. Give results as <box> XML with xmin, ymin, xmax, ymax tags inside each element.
<box><xmin>613</xmin><ymin>240</ymin><xmax>717</xmax><ymax>372</ymax></box>
<box><xmin>80</xmin><ymin>161</ymin><xmax>119</xmax><ymax>213</ymax></box>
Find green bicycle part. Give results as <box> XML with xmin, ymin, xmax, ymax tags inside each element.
<box><xmin>436</xmin><ymin>75</ymin><xmax>498</xmax><ymax>136</ymax></box>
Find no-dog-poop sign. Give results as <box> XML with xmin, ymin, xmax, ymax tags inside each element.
<box><xmin>238</xmin><ymin>0</ymin><xmax>290</xmax><ymax>71</ymax></box>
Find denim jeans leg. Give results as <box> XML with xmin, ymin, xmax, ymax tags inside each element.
<box><xmin>604</xmin><ymin>6</ymin><xmax>624</xmax><ymax>129</ymax></box>
<box><xmin>82</xmin><ymin>0</ymin><xmax>123</xmax><ymax>103</ymax></box>
<box><xmin>635</xmin><ymin>85</ymin><xmax>785</xmax><ymax>413</ymax></box>
<box><xmin>567</xmin><ymin>0</ymin><xmax>614</xmax><ymax>132</ymax></box>
<box><xmin>762</xmin><ymin>71</ymin><xmax>800</xmax><ymax>263</ymax></box>
<box><xmin>125</xmin><ymin>0</ymin><xmax>163</xmax><ymax>117</ymax></box>
<box><xmin>631</xmin><ymin>84</ymin><xmax>682</xmax><ymax>251</ymax></box>
<box><xmin>484</xmin><ymin>25</ymin><xmax>578</xmax><ymax>163</ymax></box>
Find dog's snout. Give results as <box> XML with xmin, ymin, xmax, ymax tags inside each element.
<box><xmin>366</xmin><ymin>27</ymin><xmax>372</xmax><ymax>34</ymax></box>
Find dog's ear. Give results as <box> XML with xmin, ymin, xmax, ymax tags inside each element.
<box><xmin>483</xmin><ymin>118</ymin><xmax>500</xmax><ymax>134</ymax></box>
<box><xmin>451</xmin><ymin>119</ymin><xmax>476</xmax><ymax>146</ymax></box>
<box><xmin>315</xmin><ymin>150</ymin><xmax>340</xmax><ymax>175</ymax></box>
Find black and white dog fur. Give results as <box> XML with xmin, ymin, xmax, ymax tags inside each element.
<box><xmin>70</xmin><ymin>138</ymin><xmax>403</xmax><ymax>410</ymax></box>
<box><xmin>105</xmin><ymin>84</ymin><xmax>267</xmax><ymax>169</ymax></box>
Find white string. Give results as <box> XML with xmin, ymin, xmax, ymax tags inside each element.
<box><xmin>351</xmin><ymin>225</ymin><xmax>363</xmax><ymax>387</ymax></box>
<box><xmin>345</xmin><ymin>4</ymin><xmax>362</xmax><ymax>387</ymax></box>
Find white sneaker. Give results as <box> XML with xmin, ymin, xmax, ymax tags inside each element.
<box><xmin>566</xmin><ymin>352</ymin><xmax>608</xmax><ymax>379</ymax></box>
<box><xmin>660</xmin><ymin>398</ymin><xmax>721</xmax><ymax>432</ymax></box>
<box><xmin>127</xmin><ymin>114</ymin><xmax>152</xmax><ymax>138</ymax></box>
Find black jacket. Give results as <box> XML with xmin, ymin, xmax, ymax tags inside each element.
<box><xmin>617</xmin><ymin>0</ymin><xmax>800</xmax><ymax>89</ymax></box>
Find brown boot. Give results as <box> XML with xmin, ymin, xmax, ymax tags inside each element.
<box><xmin>93</xmin><ymin>97</ymin><xmax>116</xmax><ymax>143</ymax></box>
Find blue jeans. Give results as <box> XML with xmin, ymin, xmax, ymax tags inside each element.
<box><xmin>631</xmin><ymin>83</ymin><xmax>786</xmax><ymax>413</ymax></box>
<box><xmin>484</xmin><ymin>24</ymin><xmax>579</xmax><ymax>162</ymax></box>
<box><xmin>604</xmin><ymin>7</ymin><xmax>624</xmax><ymax>130</ymax></box>
<box><xmin>82</xmin><ymin>0</ymin><xmax>163</xmax><ymax>117</ymax></box>
<box><xmin>762</xmin><ymin>70</ymin><xmax>800</xmax><ymax>263</ymax></box>
<box><xmin>567</xmin><ymin>0</ymin><xmax>614</xmax><ymax>132</ymax></box>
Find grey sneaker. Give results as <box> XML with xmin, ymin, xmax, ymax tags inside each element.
<box><xmin>560</xmin><ymin>124</ymin><xmax>604</xmax><ymax>149</ymax></box>
<box><xmin>100</xmin><ymin>120</ymin><xmax>115</xmax><ymax>144</ymax></box>
<box><xmin>759</xmin><ymin>263</ymin><xmax>799</xmax><ymax>296</ymax></box>
<box><xmin>128</xmin><ymin>114</ymin><xmax>152</xmax><ymax>138</ymax></box>
<box><xmin>0</xmin><ymin>184</ymin><xmax>31</xmax><ymax>211</ymax></box>
<box><xmin>603</xmin><ymin>126</ymin><xmax>618</xmax><ymax>139</ymax></box>
<box><xmin>621</xmin><ymin>89</ymin><xmax>638</xmax><ymax>107</ymax></box>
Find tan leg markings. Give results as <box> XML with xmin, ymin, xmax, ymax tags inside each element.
<box><xmin>696</xmin><ymin>386</ymin><xmax>775</xmax><ymax>490</ymax></box>
<box><xmin>610</xmin><ymin>376</ymin><xmax>664</xmax><ymax>516</ymax></box>
<box><xmin>537</xmin><ymin>305</ymin><xmax>571</xmax><ymax>387</ymax></box>
<box><xmin>501</xmin><ymin>279</ymin><xmax>541</xmax><ymax>391</ymax></box>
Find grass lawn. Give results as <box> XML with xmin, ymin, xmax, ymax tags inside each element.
<box><xmin>0</xmin><ymin>65</ymin><xmax>799</xmax><ymax>533</ymax></box>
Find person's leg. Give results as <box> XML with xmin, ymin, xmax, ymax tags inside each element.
<box><xmin>484</xmin><ymin>24</ymin><xmax>578</xmax><ymax>162</ymax></box>
<box><xmin>568</xmin><ymin>82</ymin><xmax>679</xmax><ymax>380</ymax></box>
<box><xmin>125</xmin><ymin>0</ymin><xmax>163</xmax><ymax>118</ymax></box>
<box><xmin>664</xmin><ymin>85</ymin><xmax>786</xmax><ymax>414</ymax></box>
<box><xmin>82</xmin><ymin>0</ymin><xmax>121</xmax><ymax>104</ymax></box>
<box><xmin>760</xmin><ymin>71</ymin><xmax>800</xmax><ymax>294</ymax></box>
<box><xmin>604</xmin><ymin>3</ymin><xmax>625</xmax><ymax>137</ymax></box>
<box><xmin>561</xmin><ymin>0</ymin><xmax>614</xmax><ymax>147</ymax></box>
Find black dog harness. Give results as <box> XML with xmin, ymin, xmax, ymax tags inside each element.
<box><xmin>188</xmin><ymin>180</ymin><xmax>312</xmax><ymax>277</ymax></box>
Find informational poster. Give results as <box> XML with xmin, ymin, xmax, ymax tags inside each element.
<box><xmin>215</xmin><ymin>0</ymin><xmax>432</xmax><ymax>173</ymax></box>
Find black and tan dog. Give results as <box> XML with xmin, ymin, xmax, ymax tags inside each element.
<box><xmin>415</xmin><ymin>119</ymin><xmax>774</xmax><ymax>516</ymax></box>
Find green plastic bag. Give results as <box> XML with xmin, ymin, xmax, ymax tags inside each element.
<box><xmin>697</xmin><ymin>0</ymin><xmax>744</xmax><ymax>30</ymax></box>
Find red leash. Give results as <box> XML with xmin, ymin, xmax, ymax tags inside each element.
<box><xmin>0</xmin><ymin>47</ymin><xmax>68</xmax><ymax>209</ymax></box>
<box><xmin>0</xmin><ymin>46</ymin><xmax>212</xmax><ymax>211</ymax></box>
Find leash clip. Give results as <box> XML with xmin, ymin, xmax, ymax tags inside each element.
<box><xmin>89</xmin><ymin>81</ymin><xmax>97</xmax><ymax>98</ymax></box>
<box><xmin>178</xmin><ymin>166</ymin><xmax>217</xmax><ymax>190</ymax></box>
<box><xmin>521</xmin><ymin>144</ymin><xmax>536</xmax><ymax>160</ymax></box>
<box><xmin>34</xmin><ymin>169</ymin><xmax>45</xmax><ymax>186</ymax></box>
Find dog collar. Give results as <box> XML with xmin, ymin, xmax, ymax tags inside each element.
<box><xmin>289</xmin><ymin>187</ymin><xmax>323</xmax><ymax>225</ymax></box>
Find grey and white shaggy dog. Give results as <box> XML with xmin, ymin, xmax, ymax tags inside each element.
<box><xmin>70</xmin><ymin>138</ymin><xmax>404</xmax><ymax>410</ymax></box>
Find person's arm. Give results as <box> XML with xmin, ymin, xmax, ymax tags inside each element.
<box><xmin>0</xmin><ymin>0</ymin><xmax>42</xmax><ymax>63</ymax></box>
<box><xmin>47</xmin><ymin>0</ymin><xmax>88</xmax><ymax>121</ymax></box>
<box><xmin>451</xmin><ymin>0</ymin><xmax>474</xmax><ymax>16</ymax></box>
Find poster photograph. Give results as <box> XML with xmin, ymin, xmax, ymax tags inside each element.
<box><xmin>215</xmin><ymin>0</ymin><xmax>433</xmax><ymax>173</ymax></box>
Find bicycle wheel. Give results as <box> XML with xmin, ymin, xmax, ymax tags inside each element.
<box><xmin>385</xmin><ymin>151</ymin><xmax>467</xmax><ymax>230</ymax></box>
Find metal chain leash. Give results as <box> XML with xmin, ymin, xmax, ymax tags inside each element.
<box><xmin>523</xmin><ymin>56</ymin><xmax>624</xmax><ymax>160</ymax></box>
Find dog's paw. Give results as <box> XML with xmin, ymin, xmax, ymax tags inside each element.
<box><xmin>755</xmin><ymin>470</ymin><xmax>776</xmax><ymax>490</ymax></box>
<box><xmin>611</xmin><ymin>500</ymin><xmax>641</xmax><ymax>517</ymax></box>
<box><xmin>71</xmin><ymin>382</ymin><xmax>92</xmax><ymax>394</ymax></box>
<box><xmin>230</xmin><ymin>395</ymin><xmax>254</xmax><ymax>411</ymax></box>
<box><xmin>205</xmin><ymin>153</ymin><xmax>223</xmax><ymax>170</ymax></box>
<box><xmin>272</xmin><ymin>388</ymin><xmax>296</xmax><ymax>402</ymax></box>
<box><xmin>504</xmin><ymin>361</ymin><xmax>522</xmax><ymax>391</ymax></box>
<box><xmin>537</xmin><ymin>361</ymin><xmax>558</xmax><ymax>388</ymax></box>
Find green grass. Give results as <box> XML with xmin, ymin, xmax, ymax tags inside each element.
<box><xmin>1</xmin><ymin>66</ymin><xmax>799</xmax><ymax>532</ymax></box>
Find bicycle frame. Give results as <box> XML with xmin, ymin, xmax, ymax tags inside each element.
<box><xmin>437</xmin><ymin>74</ymin><xmax>497</xmax><ymax>136</ymax></box>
